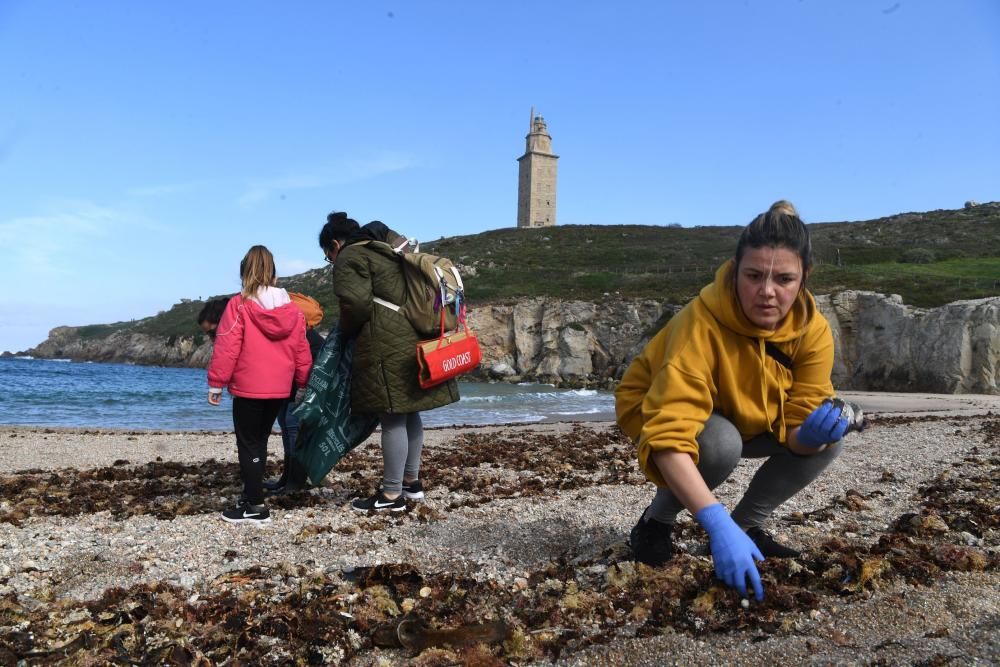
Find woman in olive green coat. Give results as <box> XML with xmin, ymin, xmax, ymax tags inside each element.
<box><xmin>320</xmin><ymin>212</ymin><xmax>459</xmax><ymax>511</ymax></box>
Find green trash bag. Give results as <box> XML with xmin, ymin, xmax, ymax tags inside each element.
<box><xmin>291</xmin><ymin>328</ymin><xmax>378</xmax><ymax>486</ymax></box>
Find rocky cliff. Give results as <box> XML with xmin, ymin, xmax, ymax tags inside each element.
<box><xmin>26</xmin><ymin>326</ymin><xmax>215</xmax><ymax>369</ymax></box>
<box><xmin>465</xmin><ymin>298</ymin><xmax>679</xmax><ymax>387</ymax></box>
<box><xmin>817</xmin><ymin>292</ymin><xmax>1000</xmax><ymax>394</ymax></box>
<box><xmin>23</xmin><ymin>293</ymin><xmax>1000</xmax><ymax>394</ymax></box>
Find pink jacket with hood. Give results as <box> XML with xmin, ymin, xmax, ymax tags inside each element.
<box><xmin>207</xmin><ymin>287</ymin><xmax>312</xmax><ymax>399</ymax></box>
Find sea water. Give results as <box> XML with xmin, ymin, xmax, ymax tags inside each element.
<box><xmin>0</xmin><ymin>357</ymin><xmax>614</xmax><ymax>431</ymax></box>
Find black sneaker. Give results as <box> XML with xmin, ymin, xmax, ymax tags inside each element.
<box><xmin>746</xmin><ymin>526</ymin><xmax>800</xmax><ymax>558</ymax></box>
<box><xmin>402</xmin><ymin>479</ymin><xmax>424</xmax><ymax>500</ymax></box>
<box><xmin>221</xmin><ymin>501</ymin><xmax>271</xmax><ymax>525</ymax></box>
<box><xmin>629</xmin><ymin>515</ymin><xmax>674</xmax><ymax>566</ymax></box>
<box><xmin>351</xmin><ymin>491</ymin><xmax>407</xmax><ymax>512</ymax></box>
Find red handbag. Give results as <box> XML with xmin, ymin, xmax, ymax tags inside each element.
<box><xmin>416</xmin><ymin>298</ymin><xmax>481</xmax><ymax>389</ymax></box>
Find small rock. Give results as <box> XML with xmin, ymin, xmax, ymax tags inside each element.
<box><xmin>64</xmin><ymin>609</ymin><xmax>90</xmax><ymax>623</ymax></box>
<box><xmin>909</xmin><ymin>513</ymin><xmax>949</xmax><ymax>535</ymax></box>
<box><xmin>489</xmin><ymin>362</ymin><xmax>516</xmax><ymax>378</ymax></box>
<box><xmin>959</xmin><ymin>531</ymin><xmax>981</xmax><ymax>546</ymax></box>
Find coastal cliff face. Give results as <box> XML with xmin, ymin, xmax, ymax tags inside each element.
<box><xmin>24</xmin><ymin>293</ymin><xmax>1000</xmax><ymax>394</ymax></box>
<box><xmin>26</xmin><ymin>326</ymin><xmax>215</xmax><ymax>369</ymax></box>
<box><xmin>817</xmin><ymin>292</ymin><xmax>1000</xmax><ymax>394</ymax></box>
<box><xmin>468</xmin><ymin>293</ymin><xmax>1000</xmax><ymax>393</ymax></box>
<box><xmin>465</xmin><ymin>298</ymin><xmax>679</xmax><ymax>386</ymax></box>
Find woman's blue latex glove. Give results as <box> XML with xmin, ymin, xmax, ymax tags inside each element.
<box><xmin>797</xmin><ymin>398</ymin><xmax>850</xmax><ymax>448</ymax></box>
<box><xmin>695</xmin><ymin>503</ymin><xmax>764</xmax><ymax>601</ymax></box>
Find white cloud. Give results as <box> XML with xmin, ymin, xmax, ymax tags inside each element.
<box><xmin>0</xmin><ymin>199</ymin><xmax>157</xmax><ymax>278</ymax></box>
<box><xmin>237</xmin><ymin>152</ymin><xmax>416</xmax><ymax>209</ymax></box>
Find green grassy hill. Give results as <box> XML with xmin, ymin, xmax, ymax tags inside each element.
<box><xmin>96</xmin><ymin>202</ymin><xmax>1000</xmax><ymax>344</ymax></box>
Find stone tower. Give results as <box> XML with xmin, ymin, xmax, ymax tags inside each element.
<box><xmin>517</xmin><ymin>108</ymin><xmax>558</xmax><ymax>228</ymax></box>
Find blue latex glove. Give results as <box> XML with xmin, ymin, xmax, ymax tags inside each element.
<box><xmin>695</xmin><ymin>503</ymin><xmax>764</xmax><ymax>601</ymax></box>
<box><xmin>797</xmin><ymin>398</ymin><xmax>850</xmax><ymax>448</ymax></box>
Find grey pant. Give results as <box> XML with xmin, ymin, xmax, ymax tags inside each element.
<box><xmin>644</xmin><ymin>413</ymin><xmax>842</xmax><ymax>529</ymax></box>
<box><xmin>379</xmin><ymin>412</ymin><xmax>424</xmax><ymax>495</ymax></box>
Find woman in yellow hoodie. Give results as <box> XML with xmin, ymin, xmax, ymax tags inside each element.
<box><xmin>615</xmin><ymin>200</ymin><xmax>863</xmax><ymax>602</ymax></box>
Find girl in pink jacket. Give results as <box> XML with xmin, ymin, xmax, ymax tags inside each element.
<box><xmin>207</xmin><ymin>245</ymin><xmax>312</xmax><ymax>524</ymax></box>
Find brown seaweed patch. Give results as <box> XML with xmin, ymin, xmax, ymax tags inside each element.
<box><xmin>867</xmin><ymin>414</ymin><xmax>972</xmax><ymax>428</ymax></box>
<box><xmin>0</xmin><ymin>460</ymin><xmax>326</xmax><ymax>525</ymax></box>
<box><xmin>418</xmin><ymin>426</ymin><xmax>644</xmax><ymax>510</ymax></box>
<box><xmin>1</xmin><ymin>424</ymin><xmax>997</xmax><ymax>662</ymax></box>
<box><xmin>1</xmin><ymin>516</ymin><xmax>996</xmax><ymax>665</ymax></box>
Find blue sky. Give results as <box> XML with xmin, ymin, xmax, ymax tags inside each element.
<box><xmin>1</xmin><ymin>1</ymin><xmax>998</xmax><ymax>353</ymax></box>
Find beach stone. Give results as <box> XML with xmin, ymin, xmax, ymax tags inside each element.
<box><xmin>173</xmin><ymin>573</ymin><xmax>196</xmax><ymax>588</ymax></box>
<box><xmin>959</xmin><ymin>531</ymin><xmax>981</xmax><ymax>546</ymax></box>
<box><xmin>489</xmin><ymin>362</ymin><xmax>516</xmax><ymax>378</ymax></box>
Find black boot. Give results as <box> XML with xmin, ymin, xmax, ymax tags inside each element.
<box><xmin>263</xmin><ymin>449</ymin><xmax>291</xmax><ymax>492</ymax></box>
<box><xmin>262</xmin><ymin>472</ymin><xmax>287</xmax><ymax>492</ymax></box>
<box><xmin>629</xmin><ymin>515</ymin><xmax>675</xmax><ymax>566</ymax></box>
<box><xmin>281</xmin><ymin>457</ymin><xmax>309</xmax><ymax>492</ymax></box>
<box><xmin>745</xmin><ymin>526</ymin><xmax>800</xmax><ymax>558</ymax></box>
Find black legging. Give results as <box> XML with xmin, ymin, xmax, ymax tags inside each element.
<box><xmin>233</xmin><ymin>396</ymin><xmax>285</xmax><ymax>505</ymax></box>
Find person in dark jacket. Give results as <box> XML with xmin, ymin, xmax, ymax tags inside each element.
<box><xmin>197</xmin><ymin>298</ymin><xmax>229</xmax><ymax>339</ymax></box>
<box><xmin>319</xmin><ymin>211</ymin><xmax>459</xmax><ymax>511</ymax></box>
<box><xmin>265</xmin><ymin>293</ymin><xmax>326</xmax><ymax>493</ymax></box>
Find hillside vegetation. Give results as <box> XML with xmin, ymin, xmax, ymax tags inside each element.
<box><xmin>74</xmin><ymin>203</ymin><xmax>1000</xmax><ymax>344</ymax></box>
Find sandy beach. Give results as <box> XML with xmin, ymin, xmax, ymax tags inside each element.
<box><xmin>0</xmin><ymin>393</ymin><xmax>998</xmax><ymax>665</ymax></box>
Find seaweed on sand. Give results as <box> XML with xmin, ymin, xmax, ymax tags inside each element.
<box><xmin>1</xmin><ymin>419</ymin><xmax>997</xmax><ymax>663</ymax></box>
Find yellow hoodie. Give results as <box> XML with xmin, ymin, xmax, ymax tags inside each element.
<box><xmin>616</xmin><ymin>261</ymin><xmax>835</xmax><ymax>487</ymax></box>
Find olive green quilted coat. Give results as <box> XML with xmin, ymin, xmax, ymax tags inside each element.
<box><xmin>333</xmin><ymin>242</ymin><xmax>459</xmax><ymax>415</ymax></box>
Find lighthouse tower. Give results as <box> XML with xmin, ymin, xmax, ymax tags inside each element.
<box><xmin>516</xmin><ymin>108</ymin><xmax>558</xmax><ymax>228</ymax></box>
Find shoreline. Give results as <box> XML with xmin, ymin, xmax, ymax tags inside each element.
<box><xmin>3</xmin><ymin>388</ymin><xmax>998</xmax><ymax>435</ymax></box>
<box><xmin>0</xmin><ymin>420</ymin><xmax>619</xmax><ymax>475</ymax></box>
